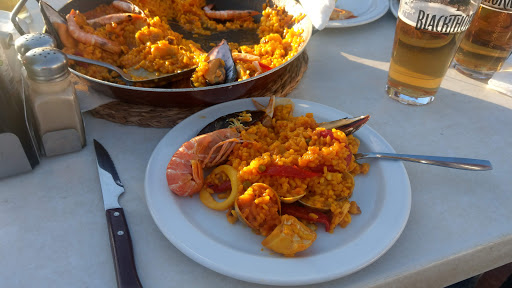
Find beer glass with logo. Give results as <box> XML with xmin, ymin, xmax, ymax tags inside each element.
<box><xmin>386</xmin><ymin>0</ymin><xmax>482</xmax><ymax>105</ymax></box>
<box><xmin>453</xmin><ymin>0</ymin><xmax>512</xmax><ymax>80</ymax></box>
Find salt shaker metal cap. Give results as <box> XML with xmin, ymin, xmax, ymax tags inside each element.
<box><xmin>22</xmin><ymin>47</ymin><xmax>69</xmax><ymax>82</ymax></box>
<box><xmin>14</xmin><ymin>32</ymin><xmax>56</xmax><ymax>58</ymax></box>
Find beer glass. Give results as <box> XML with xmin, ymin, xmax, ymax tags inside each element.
<box><xmin>386</xmin><ymin>0</ymin><xmax>482</xmax><ymax>105</ymax></box>
<box><xmin>453</xmin><ymin>1</ymin><xmax>512</xmax><ymax>80</ymax></box>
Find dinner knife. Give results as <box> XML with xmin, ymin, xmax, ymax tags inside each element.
<box><xmin>93</xmin><ymin>139</ymin><xmax>143</xmax><ymax>288</ymax></box>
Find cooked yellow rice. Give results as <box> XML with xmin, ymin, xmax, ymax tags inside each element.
<box><xmin>203</xmin><ymin>104</ymin><xmax>369</xmax><ymax>233</ymax></box>
<box><xmin>61</xmin><ymin>0</ymin><xmax>305</xmax><ymax>87</ymax></box>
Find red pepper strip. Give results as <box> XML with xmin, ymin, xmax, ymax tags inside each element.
<box><xmin>260</xmin><ymin>165</ymin><xmax>320</xmax><ymax>179</ymax></box>
<box><xmin>258</xmin><ymin>62</ymin><xmax>272</xmax><ymax>72</ymax></box>
<box><xmin>318</xmin><ymin>129</ymin><xmax>340</xmax><ymax>141</ymax></box>
<box><xmin>207</xmin><ymin>180</ymin><xmax>231</xmax><ymax>193</ymax></box>
<box><xmin>310</xmin><ymin>165</ymin><xmax>337</xmax><ymax>173</ymax></box>
<box><xmin>281</xmin><ymin>204</ymin><xmax>331</xmax><ymax>232</ymax></box>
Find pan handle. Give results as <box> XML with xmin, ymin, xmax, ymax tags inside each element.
<box><xmin>10</xmin><ymin>0</ymin><xmax>29</xmax><ymax>35</ymax></box>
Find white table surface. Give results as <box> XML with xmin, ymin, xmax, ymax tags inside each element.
<box><xmin>2</xmin><ymin>1</ymin><xmax>512</xmax><ymax>287</ymax></box>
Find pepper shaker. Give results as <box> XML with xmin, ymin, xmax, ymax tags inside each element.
<box><xmin>22</xmin><ymin>47</ymin><xmax>86</xmax><ymax>157</ymax></box>
<box><xmin>0</xmin><ymin>31</ymin><xmax>39</xmax><ymax>178</ymax></box>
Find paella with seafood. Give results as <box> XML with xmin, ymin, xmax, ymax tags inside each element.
<box><xmin>47</xmin><ymin>0</ymin><xmax>306</xmax><ymax>87</ymax></box>
<box><xmin>165</xmin><ymin>97</ymin><xmax>371</xmax><ymax>257</ymax></box>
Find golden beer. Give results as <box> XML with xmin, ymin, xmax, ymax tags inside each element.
<box><xmin>454</xmin><ymin>4</ymin><xmax>512</xmax><ymax>79</ymax></box>
<box><xmin>386</xmin><ymin>2</ymin><xmax>477</xmax><ymax>105</ymax></box>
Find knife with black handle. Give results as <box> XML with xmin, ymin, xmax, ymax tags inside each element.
<box><xmin>94</xmin><ymin>139</ymin><xmax>143</xmax><ymax>288</ymax></box>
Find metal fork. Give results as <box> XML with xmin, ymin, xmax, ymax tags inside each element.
<box><xmin>354</xmin><ymin>152</ymin><xmax>492</xmax><ymax>171</ymax></box>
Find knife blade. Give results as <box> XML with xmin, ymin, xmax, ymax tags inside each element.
<box><xmin>93</xmin><ymin>139</ymin><xmax>143</xmax><ymax>288</ymax></box>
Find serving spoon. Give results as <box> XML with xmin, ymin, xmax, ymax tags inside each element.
<box><xmin>65</xmin><ymin>54</ymin><xmax>195</xmax><ymax>85</ymax></box>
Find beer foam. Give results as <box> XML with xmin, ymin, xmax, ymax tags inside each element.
<box><xmin>399</xmin><ymin>2</ymin><xmax>474</xmax><ymax>33</ymax></box>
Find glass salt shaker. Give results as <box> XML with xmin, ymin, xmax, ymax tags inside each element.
<box><xmin>14</xmin><ymin>33</ymin><xmax>57</xmax><ymax>151</ymax></box>
<box><xmin>0</xmin><ymin>31</ymin><xmax>39</xmax><ymax>178</ymax></box>
<box><xmin>22</xmin><ymin>47</ymin><xmax>86</xmax><ymax>157</ymax></box>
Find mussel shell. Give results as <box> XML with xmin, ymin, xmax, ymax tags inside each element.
<box><xmin>318</xmin><ymin>115</ymin><xmax>370</xmax><ymax>136</ymax></box>
<box><xmin>207</xmin><ymin>39</ymin><xmax>237</xmax><ymax>84</ymax></box>
<box><xmin>197</xmin><ymin>110</ymin><xmax>266</xmax><ymax>135</ymax></box>
<box><xmin>40</xmin><ymin>0</ymin><xmax>67</xmax><ymax>49</ymax></box>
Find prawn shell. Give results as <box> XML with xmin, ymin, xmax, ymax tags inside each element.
<box><xmin>197</xmin><ymin>110</ymin><xmax>266</xmax><ymax>135</ymax></box>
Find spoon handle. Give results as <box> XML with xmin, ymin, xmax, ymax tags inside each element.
<box><xmin>355</xmin><ymin>152</ymin><xmax>492</xmax><ymax>171</ymax></box>
<box><xmin>65</xmin><ymin>54</ymin><xmax>133</xmax><ymax>81</ymax></box>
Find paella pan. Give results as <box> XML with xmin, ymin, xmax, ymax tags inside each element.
<box><xmin>16</xmin><ymin>0</ymin><xmax>313</xmax><ymax>107</ymax></box>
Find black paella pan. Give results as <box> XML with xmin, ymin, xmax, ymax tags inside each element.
<box><xmin>15</xmin><ymin>0</ymin><xmax>312</xmax><ymax>108</ymax></box>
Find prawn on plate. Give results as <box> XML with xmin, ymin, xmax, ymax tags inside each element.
<box><xmin>166</xmin><ymin>128</ymin><xmax>241</xmax><ymax>197</ymax></box>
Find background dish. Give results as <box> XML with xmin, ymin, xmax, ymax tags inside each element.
<box><xmin>47</xmin><ymin>0</ymin><xmax>312</xmax><ymax>107</ymax></box>
<box><xmin>144</xmin><ymin>97</ymin><xmax>411</xmax><ymax>285</ymax></box>
<box><xmin>390</xmin><ymin>0</ymin><xmax>399</xmax><ymax>18</ymax></box>
<box><xmin>326</xmin><ymin>0</ymin><xmax>390</xmax><ymax>28</ymax></box>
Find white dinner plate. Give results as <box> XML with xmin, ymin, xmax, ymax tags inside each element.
<box><xmin>389</xmin><ymin>0</ymin><xmax>400</xmax><ymax>18</ymax></box>
<box><xmin>326</xmin><ymin>0</ymin><xmax>390</xmax><ymax>28</ymax></box>
<box><xmin>144</xmin><ymin>97</ymin><xmax>411</xmax><ymax>285</ymax></box>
